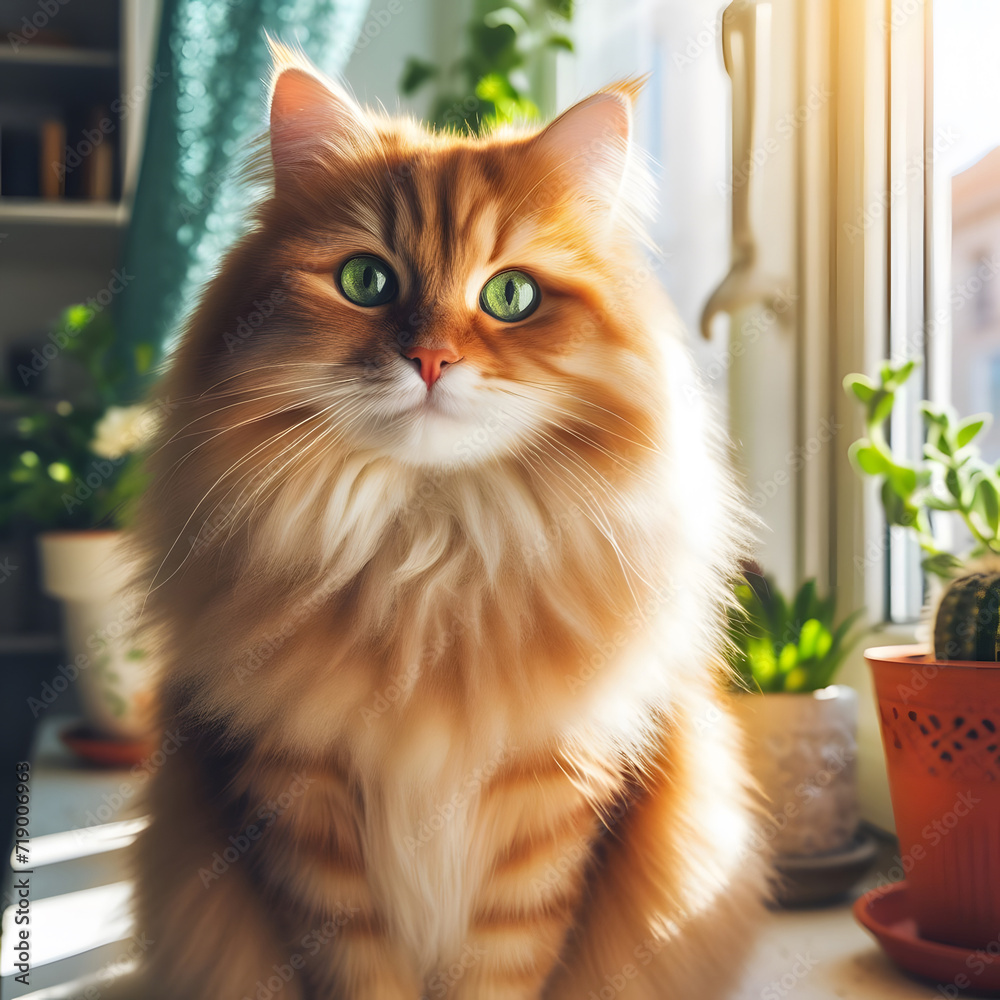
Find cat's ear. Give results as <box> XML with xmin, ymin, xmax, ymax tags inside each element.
<box><xmin>530</xmin><ymin>83</ymin><xmax>639</xmax><ymax>200</ymax></box>
<box><xmin>267</xmin><ymin>40</ymin><xmax>373</xmax><ymax>187</ymax></box>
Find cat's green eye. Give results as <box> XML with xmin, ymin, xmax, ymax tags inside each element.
<box><xmin>338</xmin><ymin>255</ymin><xmax>398</xmax><ymax>307</ymax></box>
<box><xmin>479</xmin><ymin>270</ymin><xmax>539</xmax><ymax>323</ymax></box>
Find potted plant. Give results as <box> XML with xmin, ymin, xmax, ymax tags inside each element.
<box><xmin>2</xmin><ymin>304</ymin><xmax>159</xmax><ymax>750</ymax></box>
<box><xmin>727</xmin><ymin>569</ymin><xmax>868</xmax><ymax>903</ymax></box>
<box><xmin>846</xmin><ymin>359</ymin><xmax>1000</xmax><ymax>960</ymax></box>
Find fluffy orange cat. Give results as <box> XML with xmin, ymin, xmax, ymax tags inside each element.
<box><xmin>131</xmin><ymin>42</ymin><xmax>767</xmax><ymax>1000</ymax></box>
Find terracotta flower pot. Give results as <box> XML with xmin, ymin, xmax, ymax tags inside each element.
<box><xmin>732</xmin><ymin>685</ymin><xmax>859</xmax><ymax>857</ymax></box>
<box><xmin>38</xmin><ymin>529</ymin><xmax>156</xmax><ymax>741</ymax></box>
<box><xmin>866</xmin><ymin>644</ymin><xmax>1000</xmax><ymax>948</ymax></box>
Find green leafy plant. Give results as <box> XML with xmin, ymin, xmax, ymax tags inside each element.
<box><xmin>844</xmin><ymin>359</ymin><xmax>1000</xmax><ymax>578</ymax></box>
<box><xmin>728</xmin><ymin>573</ymin><xmax>863</xmax><ymax>693</ymax></box>
<box><xmin>400</xmin><ymin>0</ymin><xmax>574</xmax><ymax>133</ymax></box>
<box><xmin>1</xmin><ymin>305</ymin><xmax>154</xmax><ymax>531</ymax></box>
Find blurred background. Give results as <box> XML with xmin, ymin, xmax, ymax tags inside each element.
<box><xmin>2</xmin><ymin>0</ymin><xmax>1000</xmax><ymax>995</ymax></box>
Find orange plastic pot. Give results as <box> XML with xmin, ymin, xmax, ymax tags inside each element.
<box><xmin>866</xmin><ymin>645</ymin><xmax>1000</xmax><ymax>949</ymax></box>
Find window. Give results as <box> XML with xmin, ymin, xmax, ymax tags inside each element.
<box><xmin>881</xmin><ymin>0</ymin><xmax>1000</xmax><ymax>623</ymax></box>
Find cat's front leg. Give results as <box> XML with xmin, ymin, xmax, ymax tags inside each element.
<box><xmin>133</xmin><ymin>747</ymin><xmax>306</xmax><ymax>1000</ymax></box>
<box><xmin>301</xmin><ymin>931</ymin><xmax>423</xmax><ymax>1000</ymax></box>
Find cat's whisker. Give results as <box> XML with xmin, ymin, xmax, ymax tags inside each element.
<box><xmin>153</xmin><ymin>385</ymin><xmax>331</xmax><ymax>454</ymax></box>
<box><xmin>196</xmin><ymin>377</ymin><xmax>359</xmax><ymax>403</ymax></box>
<box><xmin>183</xmin><ymin>398</ymin><xmax>354</xmax><ymax>553</ymax></box>
<box><xmin>495</xmin><ymin>385</ymin><xmax>661</xmax><ymax>454</ymax></box>
<box><xmin>195</xmin><ymin>361</ymin><xmax>351</xmax><ymax>398</ymax></box>
<box><xmin>155</xmin><ymin>390</ymin><xmax>339</xmax><ymax>483</ymax></box>
<box><xmin>529</xmin><ymin>429</ymin><xmax>658</xmax><ymax>603</ymax></box>
<box><xmin>143</xmin><ymin>401</ymin><xmax>351</xmax><ymax>602</ymax></box>
<box><xmin>220</xmin><ymin>396</ymin><xmax>371</xmax><ymax>538</ymax></box>
<box><xmin>512</xmin><ymin>379</ymin><xmax>661</xmax><ymax>437</ymax></box>
<box><xmin>235</xmin><ymin>400</ymin><xmax>380</xmax><ymax>535</ymax></box>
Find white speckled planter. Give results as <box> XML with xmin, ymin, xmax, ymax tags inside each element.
<box><xmin>38</xmin><ymin>530</ymin><xmax>155</xmax><ymax>741</ymax></box>
<box><xmin>732</xmin><ymin>685</ymin><xmax>859</xmax><ymax>858</ymax></box>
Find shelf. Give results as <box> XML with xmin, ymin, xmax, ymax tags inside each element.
<box><xmin>0</xmin><ymin>54</ymin><xmax>120</xmax><ymax>111</ymax></box>
<box><xmin>0</xmin><ymin>199</ymin><xmax>126</xmax><ymax>227</ymax></box>
<box><xmin>0</xmin><ymin>46</ymin><xmax>118</xmax><ymax>69</ymax></box>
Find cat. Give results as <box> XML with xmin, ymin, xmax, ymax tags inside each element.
<box><xmin>130</xmin><ymin>41</ymin><xmax>768</xmax><ymax>1000</ymax></box>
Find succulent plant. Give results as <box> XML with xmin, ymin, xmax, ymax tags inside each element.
<box><xmin>728</xmin><ymin>571</ymin><xmax>864</xmax><ymax>693</ymax></box>
<box><xmin>933</xmin><ymin>561</ymin><xmax>1000</xmax><ymax>661</ymax></box>
<box><xmin>844</xmin><ymin>359</ymin><xmax>1000</xmax><ymax>578</ymax></box>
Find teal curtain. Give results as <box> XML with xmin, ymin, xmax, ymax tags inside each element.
<box><xmin>114</xmin><ymin>0</ymin><xmax>370</xmax><ymax>394</ymax></box>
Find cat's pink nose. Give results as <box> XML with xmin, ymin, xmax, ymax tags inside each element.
<box><xmin>405</xmin><ymin>346</ymin><xmax>462</xmax><ymax>390</ymax></box>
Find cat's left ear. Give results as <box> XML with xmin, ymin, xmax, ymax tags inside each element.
<box><xmin>529</xmin><ymin>82</ymin><xmax>640</xmax><ymax>199</ymax></box>
<box><xmin>267</xmin><ymin>40</ymin><xmax>373</xmax><ymax>188</ymax></box>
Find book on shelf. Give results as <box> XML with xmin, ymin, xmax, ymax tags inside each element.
<box><xmin>39</xmin><ymin>119</ymin><xmax>66</xmax><ymax>200</ymax></box>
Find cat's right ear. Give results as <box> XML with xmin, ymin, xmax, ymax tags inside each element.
<box><xmin>268</xmin><ymin>43</ymin><xmax>372</xmax><ymax>188</ymax></box>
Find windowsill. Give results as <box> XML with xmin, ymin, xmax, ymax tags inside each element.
<box><xmin>2</xmin><ymin>716</ymin><xmax>953</xmax><ymax>1000</ymax></box>
<box><xmin>735</xmin><ymin>861</ymin><xmax>963</xmax><ymax>999</ymax></box>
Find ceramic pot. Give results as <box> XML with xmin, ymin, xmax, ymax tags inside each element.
<box><xmin>732</xmin><ymin>685</ymin><xmax>859</xmax><ymax>857</ymax></box>
<box><xmin>38</xmin><ymin>530</ymin><xmax>155</xmax><ymax>741</ymax></box>
<box><xmin>867</xmin><ymin>644</ymin><xmax>1000</xmax><ymax>949</ymax></box>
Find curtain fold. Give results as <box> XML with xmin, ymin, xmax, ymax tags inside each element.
<box><xmin>114</xmin><ymin>0</ymin><xmax>370</xmax><ymax>395</ymax></box>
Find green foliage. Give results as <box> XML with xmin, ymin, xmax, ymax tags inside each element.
<box><xmin>400</xmin><ymin>0</ymin><xmax>574</xmax><ymax>133</ymax></box>
<box><xmin>0</xmin><ymin>306</ymin><xmax>152</xmax><ymax>532</ymax></box>
<box><xmin>728</xmin><ymin>573</ymin><xmax>863</xmax><ymax>693</ymax></box>
<box><xmin>844</xmin><ymin>359</ymin><xmax>1000</xmax><ymax>577</ymax></box>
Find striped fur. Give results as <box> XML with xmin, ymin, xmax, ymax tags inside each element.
<box><xmin>130</xmin><ymin>44</ymin><xmax>768</xmax><ymax>1000</ymax></box>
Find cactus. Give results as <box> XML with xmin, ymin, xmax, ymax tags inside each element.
<box><xmin>933</xmin><ymin>562</ymin><xmax>1000</xmax><ymax>661</ymax></box>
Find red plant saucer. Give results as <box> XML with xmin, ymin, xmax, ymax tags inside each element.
<box><xmin>60</xmin><ymin>722</ymin><xmax>155</xmax><ymax>768</ymax></box>
<box><xmin>854</xmin><ymin>882</ymin><xmax>1000</xmax><ymax>994</ymax></box>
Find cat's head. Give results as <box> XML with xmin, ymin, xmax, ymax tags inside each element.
<box><xmin>168</xmin><ymin>46</ymin><xmax>668</xmax><ymax>494</ymax></box>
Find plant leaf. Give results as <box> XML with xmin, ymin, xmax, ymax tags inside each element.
<box><xmin>884</xmin><ymin>359</ymin><xmax>917</xmax><ymax>390</ymax></box>
<box><xmin>849</xmin><ymin>439</ymin><xmax>889</xmax><ymax>476</ymax></box>
<box><xmin>924</xmin><ymin>494</ymin><xmax>958</xmax><ymax>511</ymax></box>
<box><xmin>797</xmin><ymin>618</ymin><xmax>824</xmax><ymax>661</ymax></box>
<box><xmin>545</xmin><ymin>33</ymin><xmax>574</xmax><ymax>51</ymax></box>
<box><xmin>887</xmin><ymin>463</ymin><xmax>918</xmax><ymax>498</ymax></box>
<box><xmin>921</xmin><ymin>551</ymin><xmax>963</xmax><ymax>579</ymax></box>
<box><xmin>399</xmin><ymin>57</ymin><xmax>438</xmax><ymax>94</ymax></box>
<box><xmin>872</xmin><ymin>390</ymin><xmax>895</xmax><ymax>425</ymax></box>
<box><xmin>973</xmin><ymin>475</ymin><xmax>1000</xmax><ymax>535</ymax></box>
<box><xmin>843</xmin><ymin>373</ymin><xmax>876</xmax><ymax>404</ymax></box>
<box><xmin>957</xmin><ymin>415</ymin><xmax>992</xmax><ymax>448</ymax></box>
<box><xmin>484</xmin><ymin>6</ymin><xmax>530</xmax><ymax>31</ymax></box>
